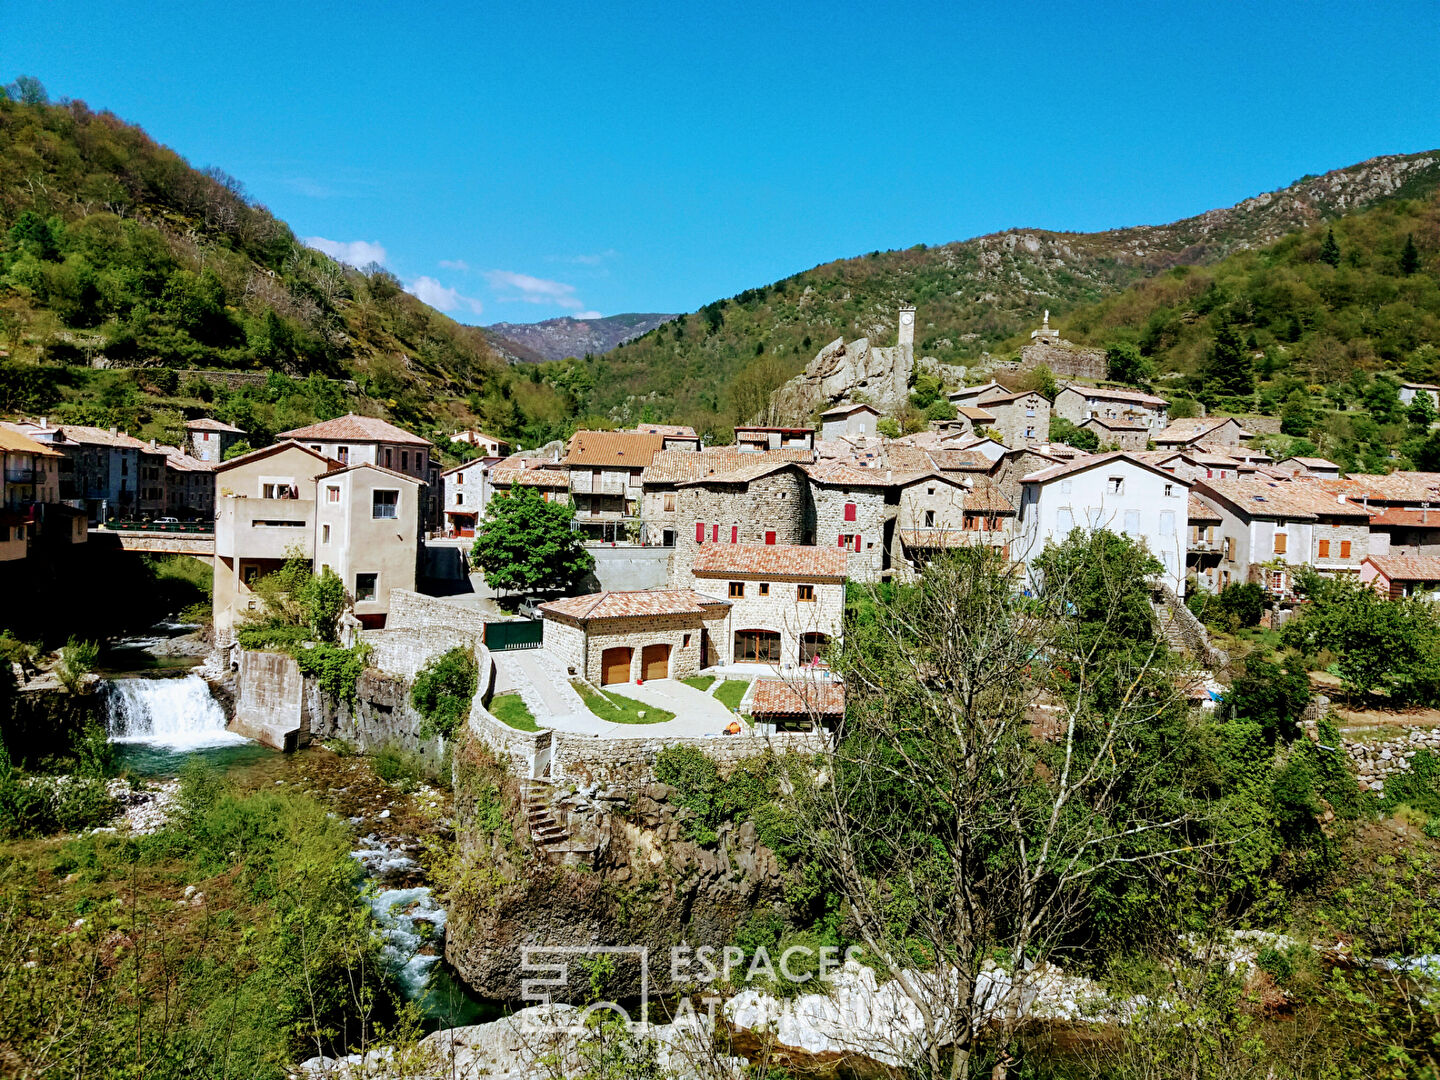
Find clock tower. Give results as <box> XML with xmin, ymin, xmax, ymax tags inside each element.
<box><xmin>897</xmin><ymin>304</ymin><xmax>916</xmax><ymax>349</ymax></box>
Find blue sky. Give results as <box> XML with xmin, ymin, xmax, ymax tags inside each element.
<box><xmin>6</xmin><ymin>1</ymin><xmax>1439</xmax><ymax>325</ymax></box>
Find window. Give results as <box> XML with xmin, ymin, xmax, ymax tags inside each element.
<box><xmin>765</xmin><ymin>531</ymin><xmax>776</xmax><ymax>545</ymax></box>
<box><xmin>1108</xmin><ymin>477</ymin><xmax>1124</xmax><ymax>495</ymax></box>
<box><xmin>1160</xmin><ymin>510</ymin><xmax>1174</xmax><ymax>536</ymax></box>
<box><xmin>1025</xmin><ymin>427</ymin><xmax>1035</xmax><ymax>439</ymax></box>
<box><xmin>1225</xmin><ymin>536</ymin><xmax>1236</xmax><ymax>560</ymax></box>
<box><xmin>372</xmin><ymin>490</ymin><xmax>399</xmax><ymax>519</ymax></box>
<box><xmin>1123</xmin><ymin>510</ymin><xmax>1140</xmax><ymax>534</ymax></box>
<box><xmin>664</xmin><ymin>493</ymin><xmax>675</xmax><ymax>512</ymax></box>
<box><xmin>384</xmin><ymin>448</ymin><xmax>393</xmax><ymax>468</ymax></box>
<box><xmin>731</xmin><ymin>525</ymin><xmax>738</xmax><ymax>544</ymax></box>
<box><xmin>734</xmin><ymin>629</ymin><xmax>781</xmax><ymax>663</ymax></box>
<box><xmin>758</xmin><ymin>582</ymin><xmax>770</xmax><ymax>596</ymax></box>
<box><xmin>401</xmin><ymin>450</ymin><xmax>409</xmax><ymax>472</ymax></box>
<box><xmin>729</xmin><ymin>581</ymin><xmax>745</xmax><ymax>598</ymax></box>
<box><xmin>455</xmin><ymin>492</ymin><xmax>463</xmax><ymax>505</ymax></box>
<box><xmin>263</xmin><ymin>483</ymin><xmax>276</xmax><ymax>499</ymax></box>
<box><xmin>924</xmin><ymin>509</ymin><xmax>935</xmax><ymax>527</ymax></box>
<box><xmin>695</xmin><ymin>522</ymin><xmax>705</xmax><ymax>543</ymax></box>
<box><xmin>1340</xmin><ymin>539</ymin><xmax>1352</xmax><ymax>558</ymax></box>
<box><xmin>1164</xmin><ymin>484</ymin><xmax>1174</xmax><ymax>497</ymax></box>
<box><xmin>844</xmin><ymin>502</ymin><xmax>856</xmax><ymax>522</ymax></box>
<box><xmin>338</xmin><ymin>446</ymin><xmax>349</xmax><ymax>464</ymax></box>
<box><xmin>797</xmin><ymin>584</ymin><xmax>815</xmax><ymax>602</ymax></box>
<box><xmin>327</xmin><ymin>485</ymin><xmax>340</xmax><ymax>503</ymax></box>
<box><xmin>311</xmin><ymin>444</ymin><xmax>322</xmax><ymax>453</ymax></box>
<box><xmin>322</xmin><ymin>524</ymin><xmax>331</xmax><ymax>544</ymax></box>
<box><xmin>1060</xmin><ymin>479</ymin><xmax>1072</xmax><ymax>494</ymax></box>
<box><xmin>456</xmin><ymin>472</ymin><xmax>464</xmax><ymax>485</ymax></box>
<box><xmin>800</xmin><ymin>632</ymin><xmax>829</xmax><ymax>664</ymax></box>
<box><xmin>839</xmin><ymin>533</ymin><xmax>853</xmax><ymax>548</ymax></box>
<box><xmin>683</xmin><ymin>633</ymin><xmax>691</xmax><ymax>647</ymax></box>
<box><xmin>1056</xmin><ymin>508</ymin><xmax>1074</xmax><ymax>532</ymax></box>
<box><xmin>355</xmin><ymin>573</ymin><xmax>378</xmax><ymax>601</ymax></box>
<box><xmin>1274</xmin><ymin>532</ymin><xmax>1287</xmax><ymax>555</ymax></box>
<box><xmin>1318</xmin><ymin>539</ymin><xmax>1330</xmax><ymax>558</ymax></box>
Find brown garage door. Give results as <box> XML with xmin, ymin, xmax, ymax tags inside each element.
<box><xmin>601</xmin><ymin>646</ymin><xmax>632</xmax><ymax>685</ymax></box>
<box><xmin>641</xmin><ymin>643</ymin><xmax>671</xmax><ymax>681</ymax></box>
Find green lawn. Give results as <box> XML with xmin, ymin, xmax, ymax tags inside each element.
<box><xmin>715</xmin><ymin>679</ymin><xmax>749</xmax><ymax>712</ymax></box>
<box><xmin>490</xmin><ymin>692</ymin><xmax>540</xmax><ymax>731</ymax></box>
<box><xmin>681</xmin><ymin>675</ymin><xmax>715</xmax><ymax>692</ymax></box>
<box><xmin>573</xmin><ymin>682</ymin><xmax>674</xmax><ymax>724</ymax></box>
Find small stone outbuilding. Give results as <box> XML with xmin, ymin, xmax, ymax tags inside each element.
<box><xmin>539</xmin><ymin>589</ymin><xmax>731</xmax><ymax>685</ymax></box>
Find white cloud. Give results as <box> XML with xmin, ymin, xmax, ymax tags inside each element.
<box><xmin>483</xmin><ymin>269</ymin><xmax>590</xmax><ymax>310</ymax></box>
<box><xmin>573</xmin><ymin>311</ymin><xmax>603</xmax><ymax>320</ymax></box>
<box><xmin>551</xmin><ymin>249</ymin><xmax>618</xmax><ymax>266</ymax></box>
<box><xmin>302</xmin><ymin>236</ymin><xmax>389</xmax><ymax>268</ymax></box>
<box><xmin>406</xmin><ymin>276</ymin><xmax>484</xmax><ymax>316</ymax></box>
<box><xmin>438</xmin><ymin>259</ymin><xmax>470</xmax><ymax>271</ymax></box>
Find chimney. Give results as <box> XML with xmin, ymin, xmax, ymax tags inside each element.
<box><xmin>109</xmin><ymin>426</ymin><xmax>118</xmax><ymax>438</ymax></box>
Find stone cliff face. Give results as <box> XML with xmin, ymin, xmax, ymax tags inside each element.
<box><xmin>444</xmin><ymin>739</ymin><xmax>794</xmax><ymax>1002</ymax></box>
<box><xmin>768</xmin><ymin>336</ymin><xmax>914</xmax><ymax>423</ymax></box>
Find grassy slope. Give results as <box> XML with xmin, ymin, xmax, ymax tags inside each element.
<box><xmin>578</xmin><ymin>151</ymin><xmax>1440</xmax><ymax>436</ymax></box>
<box><xmin>0</xmin><ymin>95</ymin><xmax>570</xmax><ymax>448</ymax></box>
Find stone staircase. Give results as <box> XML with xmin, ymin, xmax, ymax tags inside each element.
<box><xmin>519</xmin><ymin>779</ymin><xmax>596</xmax><ymax>866</ymax></box>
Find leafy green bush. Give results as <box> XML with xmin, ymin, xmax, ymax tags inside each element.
<box><xmin>293</xmin><ymin>642</ymin><xmax>371</xmax><ymax>704</ymax></box>
<box><xmin>0</xmin><ymin>741</ymin><xmax>115</xmax><ymax>839</ymax></box>
<box><xmin>55</xmin><ymin>637</ymin><xmax>98</xmax><ymax>692</ymax></box>
<box><xmin>234</xmin><ymin>622</ymin><xmax>313</xmax><ymax>650</ymax></box>
<box><xmin>410</xmin><ymin>647</ymin><xmax>478</xmax><ymax>739</ymax></box>
<box><xmin>370</xmin><ymin>744</ymin><xmax>429</xmax><ymax>788</ymax></box>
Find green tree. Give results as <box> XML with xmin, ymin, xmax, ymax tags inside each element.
<box><xmin>1407</xmin><ymin>388</ymin><xmax>1438</xmax><ymax>429</ymax></box>
<box><xmin>1319</xmin><ymin>226</ymin><xmax>1341</xmax><ymax>268</ymax></box>
<box><xmin>1048</xmin><ymin>416</ymin><xmax>1100</xmax><ymax>450</ymax></box>
<box><xmin>296</xmin><ymin>566</ymin><xmax>347</xmax><ymax>642</ymax></box>
<box><xmin>1105</xmin><ymin>341</ymin><xmax>1154</xmax><ymax>386</ymax></box>
<box><xmin>1279</xmin><ymin>389</ymin><xmax>1313</xmax><ymax>436</ymax></box>
<box><xmin>1400</xmin><ymin>232</ymin><xmax>1421</xmax><ymax>276</ymax></box>
<box><xmin>1221</xmin><ymin>654</ymin><xmax>1311</xmax><ymax>744</ymax></box>
<box><xmin>471</xmin><ymin>485</ymin><xmax>594</xmax><ymax>594</ymax></box>
<box><xmin>1203</xmin><ymin>313</ymin><xmax>1254</xmax><ymax>399</ymax></box>
<box><xmin>410</xmin><ymin>647</ymin><xmax>479</xmax><ymax>738</ymax></box>
<box><xmin>4</xmin><ymin>75</ymin><xmax>47</xmax><ymax>105</ymax></box>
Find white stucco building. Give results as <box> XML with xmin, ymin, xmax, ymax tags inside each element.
<box><xmin>1015</xmin><ymin>451</ymin><xmax>1192</xmax><ymax>596</ymax></box>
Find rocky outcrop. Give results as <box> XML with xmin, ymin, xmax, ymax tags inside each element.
<box><xmin>444</xmin><ymin>742</ymin><xmax>795</xmax><ymax>1002</ymax></box>
<box><xmin>768</xmin><ymin>336</ymin><xmax>913</xmax><ymax>423</ymax></box>
<box><xmin>1015</xmin><ymin>340</ymin><xmax>1106</xmax><ymax>380</ymax></box>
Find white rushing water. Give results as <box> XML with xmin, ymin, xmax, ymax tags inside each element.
<box><xmin>105</xmin><ymin>675</ymin><xmax>247</xmax><ymax>750</ymax></box>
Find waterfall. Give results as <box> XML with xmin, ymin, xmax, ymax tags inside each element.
<box><xmin>105</xmin><ymin>675</ymin><xmax>247</xmax><ymax>750</ymax></box>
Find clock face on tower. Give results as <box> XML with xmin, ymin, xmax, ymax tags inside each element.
<box><xmin>900</xmin><ymin>312</ymin><xmax>913</xmax><ymax>325</ymax></box>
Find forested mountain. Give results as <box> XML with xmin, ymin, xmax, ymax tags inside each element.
<box><xmin>484</xmin><ymin>313</ymin><xmax>676</xmax><ymax>363</ymax></box>
<box><xmin>1048</xmin><ymin>186</ymin><xmax>1440</xmax><ymax>472</ymax></box>
<box><xmin>579</xmin><ymin>151</ymin><xmax>1440</xmax><ymax>434</ymax></box>
<box><xmin>0</xmin><ymin>88</ymin><xmax>571</xmax><ymax>449</ymax></box>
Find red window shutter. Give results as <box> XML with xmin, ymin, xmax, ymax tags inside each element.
<box><xmin>731</xmin><ymin>525</ymin><xmax>738</xmax><ymax>544</ymax></box>
<box><xmin>695</xmin><ymin>522</ymin><xmax>705</xmax><ymax>543</ymax></box>
<box><xmin>854</xmin><ymin>534</ymin><xmax>862</xmax><ymax>552</ymax></box>
<box><xmin>765</xmin><ymin>531</ymin><xmax>776</xmax><ymax>545</ymax></box>
<box><xmin>1341</xmin><ymin>540</ymin><xmax>1352</xmax><ymax>558</ymax></box>
<box><xmin>844</xmin><ymin>502</ymin><xmax>856</xmax><ymax>522</ymax></box>
<box><xmin>711</xmin><ymin>524</ymin><xmax>720</xmax><ymax>542</ymax></box>
<box><xmin>837</xmin><ymin>534</ymin><xmax>845</xmax><ymax>547</ymax></box>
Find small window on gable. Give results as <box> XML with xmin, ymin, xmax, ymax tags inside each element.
<box><xmin>1108</xmin><ymin>477</ymin><xmax>1124</xmax><ymax>495</ymax></box>
<box><xmin>372</xmin><ymin>490</ymin><xmax>398</xmax><ymax>519</ymax></box>
<box><xmin>758</xmin><ymin>582</ymin><xmax>769</xmax><ymax>596</ymax></box>
<box><xmin>327</xmin><ymin>485</ymin><xmax>340</xmax><ymax>503</ymax></box>
<box><xmin>729</xmin><ymin>581</ymin><xmax>744</xmax><ymax>598</ymax></box>
<box><xmin>797</xmin><ymin>584</ymin><xmax>815</xmax><ymax>602</ymax></box>
<box><xmin>1164</xmin><ymin>483</ymin><xmax>1174</xmax><ymax>497</ymax></box>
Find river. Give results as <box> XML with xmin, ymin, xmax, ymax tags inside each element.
<box><xmin>97</xmin><ymin>637</ymin><xmax>496</xmax><ymax>1030</ymax></box>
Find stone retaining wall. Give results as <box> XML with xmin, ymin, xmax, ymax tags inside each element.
<box><xmin>547</xmin><ymin>729</ymin><xmax>828</xmax><ymax>786</ymax></box>
<box><xmin>305</xmin><ymin>668</ymin><xmax>446</xmax><ymax>769</ymax></box>
<box><xmin>1345</xmin><ymin>726</ymin><xmax>1440</xmax><ymax>794</ymax></box>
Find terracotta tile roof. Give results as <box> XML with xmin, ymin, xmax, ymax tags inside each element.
<box><xmin>750</xmin><ymin>677</ymin><xmax>845</xmax><ymax>717</ymax></box>
<box><xmin>1285</xmin><ymin>457</ymin><xmax>1339</xmax><ymax>469</ymax></box>
<box><xmin>159</xmin><ymin>446</ymin><xmax>214</xmax><ymax>472</ymax></box>
<box><xmin>819</xmin><ymin>403</ymin><xmax>880</xmax><ymax>417</ymax></box>
<box><xmin>321</xmin><ymin>461</ymin><xmax>426</xmax><ymax>485</ymax></box>
<box><xmin>1188</xmin><ymin>493</ymin><xmax>1222</xmax><ymax>523</ymax></box>
<box><xmin>279</xmin><ymin>413</ymin><xmax>431</xmax><ymax>446</ymax></box>
<box><xmin>1155</xmin><ymin>417</ymin><xmax>1247</xmax><ymax>443</ymax></box>
<box><xmin>539</xmin><ymin>588</ymin><xmax>727</xmax><ymax>620</ymax></box>
<box><xmin>678</xmin><ymin>458</ymin><xmax>805</xmax><ymax>487</ymax></box>
<box><xmin>631</xmin><ymin>423</ymin><xmax>698</xmax><ymax>437</ymax></box>
<box><xmin>215</xmin><ymin>439</ymin><xmax>338</xmax><ymax>473</ymax></box>
<box><xmin>1060</xmin><ymin>385</ymin><xmax>1170</xmax><ymax>407</ymax></box>
<box><xmin>689</xmin><ymin>543</ymin><xmax>848</xmax><ymax>581</ymax></box>
<box><xmin>1364</xmin><ymin>506</ymin><xmax>1440</xmax><ymax>528</ymax></box>
<box><xmin>1365</xmin><ymin>555</ymin><xmax>1440</xmax><ymax>583</ymax></box>
<box><xmin>1195</xmin><ymin>478</ymin><xmax>1370</xmax><ymax>521</ymax></box>
<box><xmin>0</xmin><ymin>427</ymin><xmax>63</xmax><ymax>458</ymax></box>
<box><xmin>642</xmin><ymin>447</ymin><xmax>805</xmax><ymax>484</ymax></box>
<box><xmin>949</xmin><ymin>381</ymin><xmax>1006</xmax><ymax>399</ymax></box>
<box><xmin>487</xmin><ymin>455</ymin><xmax>569</xmax><ymax>488</ymax></box>
<box><xmin>1083</xmin><ymin>417</ymin><xmax>1149</xmax><ymax>432</ymax></box>
<box><xmin>804</xmin><ymin>460</ymin><xmax>895</xmax><ymax>487</ymax></box>
<box><xmin>1022</xmin><ymin>451</ymin><xmax>1194</xmax><ymax>487</ymax></box>
<box><xmin>956</xmin><ymin>406</ymin><xmax>997</xmax><ymax>422</ymax></box>
<box><xmin>1315</xmin><ymin>472</ymin><xmax>1440</xmax><ymax>505</ymax></box>
<box><xmin>184</xmin><ymin>417</ymin><xmax>246</xmax><ymax>433</ymax></box>
<box><xmin>54</xmin><ymin>424</ymin><xmax>152</xmax><ymax>450</ymax></box>
<box><xmin>964</xmin><ymin>479</ymin><xmax>1016</xmax><ymax>513</ymax></box>
<box><xmin>563</xmin><ymin>430</ymin><xmax>665</xmax><ymax>467</ymax></box>
<box><xmin>972</xmin><ymin>388</ymin><xmax>1051</xmax><ymax>405</ymax></box>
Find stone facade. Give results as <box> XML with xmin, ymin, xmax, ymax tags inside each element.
<box><xmin>972</xmin><ymin>390</ymin><xmax>1050</xmax><ymax>449</ymax></box>
<box><xmin>671</xmin><ymin>466</ymin><xmax>810</xmax><ymax>585</ymax></box>
<box><xmin>686</xmin><ymin>572</ymin><xmax>844</xmax><ymax>668</ymax></box>
<box><xmin>1018</xmin><ymin>341</ymin><xmax>1106</xmax><ymax>381</ymax></box>
<box><xmin>1054</xmin><ymin>386</ymin><xmax>1170</xmax><ymax>437</ymax></box>
<box><xmin>541</xmin><ymin>611</ymin><xmax>721</xmax><ymax>684</ymax></box>
<box><xmin>806</xmin><ymin>482</ymin><xmax>891</xmax><ymax>582</ymax></box>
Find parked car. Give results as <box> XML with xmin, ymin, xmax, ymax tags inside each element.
<box><xmin>154</xmin><ymin>516</ymin><xmax>179</xmax><ymax>525</ymax></box>
<box><xmin>517</xmin><ymin>599</ymin><xmax>542</xmax><ymax>620</ymax></box>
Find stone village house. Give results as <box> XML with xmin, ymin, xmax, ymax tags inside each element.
<box><xmin>539</xmin><ymin>589</ymin><xmax>730</xmax><ymax>685</ymax></box>
<box><xmin>562</xmin><ymin>430</ymin><xmax>666</xmax><ymax>543</ymax></box>
<box><xmin>1053</xmin><ymin>385</ymin><xmax>1170</xmax><ymax>437</ymax></box>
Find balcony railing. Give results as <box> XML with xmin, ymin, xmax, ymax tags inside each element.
<box><xmin>569</xmin><ymin>478</ymin><xmax>629</xmax><ymax>496</ymax></box>
<box><xmin>4</xmin><ymin>468</ymin><xmax>36</xmax><ymax>484</ymax></box>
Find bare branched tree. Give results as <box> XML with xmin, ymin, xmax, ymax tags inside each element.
<box><xmin>799</xmin><ymin>535</ymin><xmax>1220</xmax><ymax>1079</ymax></box>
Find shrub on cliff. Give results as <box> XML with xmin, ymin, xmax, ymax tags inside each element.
<box><xmin>410</xmin><ymin>647</ymin><xmax>478</xmax><ymax>739</ymax></box>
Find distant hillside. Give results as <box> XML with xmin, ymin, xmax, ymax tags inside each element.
<box><xmin>485</xmin><ymin>313</ymin><xmax>677</xmax><ymax>363</ymax></box>
<box><xmin>583</xmin><ymin>150</ymin><xmax>1440</xmax><ymax>435</ymax></box>
<box><xmin>0</xmin><ymin>87</ymin><xmax>571</xmax><ymax>449</ymax></box>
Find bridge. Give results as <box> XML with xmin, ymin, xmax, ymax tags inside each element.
<box><xmin>91</xmin><ymin>525</ymin><xmax>215</xmax><ymax>558</ymax></box>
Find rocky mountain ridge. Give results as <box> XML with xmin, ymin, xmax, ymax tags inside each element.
<box><xmin>484</xmin><ymin>312</ymin><xmax>677</xmax><ymax>363</ymax></box>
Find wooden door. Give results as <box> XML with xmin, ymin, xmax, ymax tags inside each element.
<box><xmin>641</xmin><ymin>643</ymin><xmax>670</xmax><ymax>680</ymax></box>
<box><xmin>601</xmin><ymin>647</ymin><xmax>632</xmax><ymax>685</ymax></box>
